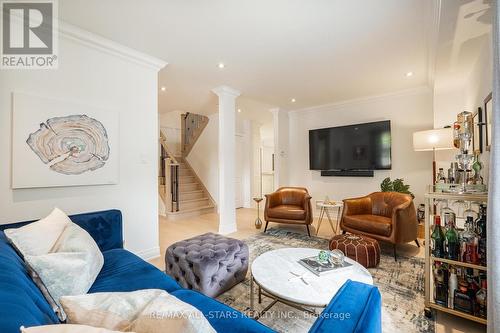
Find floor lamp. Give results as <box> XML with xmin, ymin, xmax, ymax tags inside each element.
<box><xmin>413</xmin><ymin>128</ymin><xmax>454</xmax><ymax>186</ymax></box>
<box><xmin>252</xmin><ymin>148</ymin><xmax>263</xmax><ymax>229</ymax></box>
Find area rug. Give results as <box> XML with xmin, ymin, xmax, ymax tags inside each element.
<box><xmin>217</xmin><ymin>228</ymin><xmax>434</xmax><ymax>333</ymax></box>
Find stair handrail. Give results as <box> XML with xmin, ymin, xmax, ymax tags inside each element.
<box><xmin>160</xmin><ymin>131</ymin><xmax>179</xmax><ymax>165</ymax></box>
<box><xmin>159</xmin><ymin>131</ymin><xmax>180</xmax><ymax>212</ymax></box>
<box><xmin>181</xmin><ymin>112</ymin><xmax>209</xmax><ymax>157</ymax></box>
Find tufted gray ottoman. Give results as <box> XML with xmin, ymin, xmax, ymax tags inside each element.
<box><xmin>165</xmin><ymin>233</ymin><xmax>249</xmax><ymax>297</ymax></box>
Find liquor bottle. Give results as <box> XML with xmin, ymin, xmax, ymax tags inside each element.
<box><xmin>472</xmin><ymin>153</ymin><xmax>484</xmax><ymax>185</ymax></box>
<box><xmin>431</xmin><ymin>216</ymin><xmax>445</xmax><ymax>258</ymax></box>
<box><xmin>454</xmin><ymin>279</ymin><xmax>474</xmax><ymax>314</ymax></box>
<box><xmin>448</xmin><ymin>268</ymin><xmax>458</xmax><ymax>309</ymax></box>
<box><xmin>475</xmin><ymin>205</ymin><xmax>487</xmax><ymax>266</ymax></box>
<box><xmin>436</xmin><ymin>168</ymin><xmax>447</xmax><ymax>184</ymax></box>
<box><xmin>448</xmin><ymin>162</ymin><xmax>459</xmax><ymax>184</ymax></box>
<box><xmin>434</xmin><ymin>262</ymin><xmax>448</xmax><ymax>307</ymax></box>
<box><xmin>444</xmin><ymin>213</ymin><xmax>459</xmax><ymax>261</ymax></box>
<box><xmin>461</xmin><ymin>217</ymin><xmax>478</xmax><ymax>264</ymax></box>
<box><xmin>475</xmin><ymin>280</ymin><xmax>487</xmax><ymax>318</ymax></box>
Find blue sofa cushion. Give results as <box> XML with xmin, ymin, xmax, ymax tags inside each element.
<box><xmin>89</xmin><ymin>249</ymin><xmax>182</xmax><ymax>294</ymax></box>
<box><xmin>0</xmin><ymin>209</ymin><xmax>123</xmax><ymax>253</ymax></box>
<box><xmin>171</xmin><ymin>289</ymin><xmax>275</xmax><ymax>333</ymax></box>
<box><xmin>308</xmin><ymin>279</ymin><xmax>382</xmax><ymax>333</ymax></box>
<box><xmin>0</xmin><ymin>232</ymin><xmax>60</xmax><ymax>333</ymax></box>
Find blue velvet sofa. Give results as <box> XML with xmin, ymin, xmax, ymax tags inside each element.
<box><xmin>0</xmin><ymin>209</ymin><xmax>381</xmax><ymax>333</ymax></box>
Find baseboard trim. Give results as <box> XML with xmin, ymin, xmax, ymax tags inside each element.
<box><xmin>135</xmin><ymin>246</ymin><xmax>161</xmax><ymax>261</ymax></box>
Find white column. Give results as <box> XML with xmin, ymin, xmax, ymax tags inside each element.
<box><xmin>270</xmin><ymin>108</ymin><xmax>289</xmax><ymax>189</ymax></box>
<box><xmin>212</xmin><ymin>85</ymin><xmax>241</xmax><ymax>234</ymax></box>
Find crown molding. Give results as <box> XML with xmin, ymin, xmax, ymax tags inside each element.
<box><xmin>288</xmin><ymin>86</ymin><xmax>431</xmax><ymax>116</ymax></box>
<box><xmin>58</xmin><ymin>20</ymin><xmax>167</xmax><ymax>71</ymax></box>
<box><xmin>212</xmin><ymin>85</ymin><xmax>241</xmax><ymax>98</ymax></box>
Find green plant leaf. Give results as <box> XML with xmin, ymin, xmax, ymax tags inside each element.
<box><xmin>380</xmin><ymin>177</ymin><xmax>414</xmax><ymax>198</ymax></box>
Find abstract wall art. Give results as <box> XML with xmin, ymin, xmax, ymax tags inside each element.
<box><xmin>27</xmin><ymin>115</ymin><xmax>110</xmax><ymax>175</ymax></box>
<box><xmin>12</xmin><ymin>93</ymin><xmax>119</xmax><ymax>188</ymax></box>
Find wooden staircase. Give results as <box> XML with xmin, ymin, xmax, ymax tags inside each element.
<box><xmin>159</xmin><ymin>113</ymin><xmax>215</xmax><ymax>220</ymax></box>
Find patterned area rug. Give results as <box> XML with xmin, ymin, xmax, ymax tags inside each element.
<box><xmin>217</xmin><ymin>228</ymin><xmax>434</xmax><ymax>333</ymax></box>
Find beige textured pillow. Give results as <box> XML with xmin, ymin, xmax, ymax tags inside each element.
<box><xmin>25</xmin><ymin>222</ymin><xmax>104</xmax><ymax>321</ymax></box>
<box><xmin>60</xmin><ymin>289</ymin><xmax>216</xmax><ymax>333</ymax></box>
<box><xmin>20</xmin><ymin>324</ymin><xmax>131</xmax><ymax>333</ymax></box>
<box><xmin>4</xmin><ymin>208</ymin><xmax>71</xmax><ymax>257</ymax></box>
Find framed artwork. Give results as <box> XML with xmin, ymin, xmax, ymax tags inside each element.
<box><xmin>12</xmin><ymin>93</ymin><xmax>119</xmax><ymax>189</ymax></box>
<box><xmin>484</xmin><ymin>92</ymin><xmax>493</xmax><ymax>151</ymax></box>
<box><xmin>473</xmin><ymin>107</ymin><xmax>484</xmax><ymax>154</ymax></box>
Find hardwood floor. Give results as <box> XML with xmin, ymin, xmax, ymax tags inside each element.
<box><xmin>150</xmin><ymin>208</ymin><xmax>486</xmax><ymax>333</ymax></box>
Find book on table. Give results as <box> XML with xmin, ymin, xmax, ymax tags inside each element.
<box><xmin>298</xmin><ymin>256</ymin><xmax>353</xmax><ymax>276</ymax></box>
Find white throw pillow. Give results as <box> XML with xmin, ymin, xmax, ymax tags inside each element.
<box><xmin>60</xmin><ymin>289</ymin><xmax>216</xmax><ymax>333</ymax></box>
<box><xmin>4</xmin><ymin>208</ymin><xmax>71</xmax><ymax>257</ymax></box>
<box><xmin>25</xmin><ymin>222</ymin><xmax>104</xmax><ymax>321</ymax></box>
<box><xmin>20</xmin><ymin>324</ymin><xmax>129</xmax><ymax>333</ymax></box>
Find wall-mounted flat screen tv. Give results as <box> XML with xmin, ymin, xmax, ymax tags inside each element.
<box><xmin>309</xmin><ymin>120</ymin><xmax>391</xmax><ymax>171</ymax></box>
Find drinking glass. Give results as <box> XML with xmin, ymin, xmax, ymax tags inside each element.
<box><xmin>453</xmin><ymin>200</ymin><xmax>468</xmax><ymax>217</ymax></box>
<box><xmin>463</xmin><ymin>202</ymin><xmax>479</xmax><ymax>221</ymax></box>
<box><xmin>440</xmin><ymin>200</ymin><xmax>454</xmax><ymax>218</ymax></box>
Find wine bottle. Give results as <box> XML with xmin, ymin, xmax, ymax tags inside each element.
<box><xmin>444</xmin><ymin>213</ymin><xmax>459</xmax><ymax>261</ymax></box>
<box><xmin>431</xmin><ymin>216</ymin><xmax>445</xmax><ymax>258</ymax></box>
<box><xmin>475</xmin><ymin>280</ymin><xmax>487</xmax><ymax>318</ymax></box>
<box><xmin>476</xmin><ymin>205</ymin><xmax>487</xmax><ymax>266</ymax></box>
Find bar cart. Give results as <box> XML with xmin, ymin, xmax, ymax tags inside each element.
<box><xmin>424</xmin><ymin>188</ymin><xmax>488</xmax><ymax>325</ymax></box>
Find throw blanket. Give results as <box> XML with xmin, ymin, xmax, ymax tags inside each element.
<box><xmin>60</xmin><ymin>289</ymin><xmax>215</xmax><ymax>333</ymax></box>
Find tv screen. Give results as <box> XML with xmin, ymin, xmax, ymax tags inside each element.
<box><xmin>309</xmin><ymin>120</ymin><xmax>391</xmax><ymax>170</ymax></box>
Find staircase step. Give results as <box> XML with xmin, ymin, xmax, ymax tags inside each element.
<box><xmin>181</xmin><ymin>190</ymin><xmax>205</xmax><ymax>200</ymax></box>
<box><xmin>179</xmin><ymin>183</ymin><xmax>200</xmax><ymax>191</ymax></box>
<box><xmin>179</xmin><ymin>198</ymin><xmax>210</xmax><ymax>210</ymax></box>
<box><xmin>166</xmin><ymin>205</ymin><xmax>215</xmax><ymax>219</ymax></box>
<box><xmin>179</xmin><ymin>169</ymin><xmax>192</xmax><ymax>176</ymax></box>
<box><xmin>180</xmin><ymin>175</ymin><xmax>197</xmax><ymax>184</ymax></box>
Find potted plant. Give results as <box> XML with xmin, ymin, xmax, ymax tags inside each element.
<box><xmin>380</xmin><ymin>177</ymin><xmax>415</xmax><ymax>199</ymax></box>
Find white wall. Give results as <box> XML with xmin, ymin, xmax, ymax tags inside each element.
<box><xmin>187</xmin><ymin>113</ymin><xmax>219</xmax><ymax>205</ymax></box>
<box><xmin>187</xmin><ymin>114</ymin><xmax>257</xmax><ymax>209</ymax></box>
<box><xmin>272</xmin><ymin>109</ymin><xmax>290</xmax><ymax>190</ymax></box>
<box><xmin>288</xmin><ymin>88</ymin><xmax>433</xmax><ymax>211</ymax></box>
<box><xmin>0</xmin><ymin>25</ymin><xmax>164</xmax><ymax>260</ymax></box>
<box><xmin>433</xmin><ymin>34</ymin><xmax>492</xmax><ymax>182</ymax></box>
<box><xmin>159</xmin><ymin>110</ymin><xmax>183</xmax><ymax>129</ymax></box>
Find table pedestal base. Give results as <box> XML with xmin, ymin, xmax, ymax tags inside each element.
<box><xmin>250</xmin><ymin>275</ymin><xmax>322</xmax><ymax>319</ymax></box>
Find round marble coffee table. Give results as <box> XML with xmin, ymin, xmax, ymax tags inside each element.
<box><xmin>250</xmin><ymin>248</ymin><xmax>373</xmax><ymax>316</ymax></box>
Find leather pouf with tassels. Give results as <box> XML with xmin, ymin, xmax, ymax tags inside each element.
<box><xmin>329</xmin><ymin>234</ymin><xmax>380</xmax><ymax>268</ymax></box>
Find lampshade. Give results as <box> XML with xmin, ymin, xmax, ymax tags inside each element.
<box><xmin>413</xmin><ymin>128</ymin><xmax>454</xmax><ymax>151</ymax></box>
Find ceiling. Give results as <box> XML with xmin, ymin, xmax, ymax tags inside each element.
<box><xmin>59</xmin><ymin>0</ymin><xmax>435</xmax><ymax>121</ymax></box>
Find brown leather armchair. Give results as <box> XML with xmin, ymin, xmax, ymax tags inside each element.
<box><xmin>264</xmin><ymin>187</ymin><xmax>313</xmax><ymax>236</ymax></box>
<box><xmin>340</xmin><ymin>192</ymin><xmax>419</xmax><ymax>260</ymax></box>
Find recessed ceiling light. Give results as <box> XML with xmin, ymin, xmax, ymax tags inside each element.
<box><xmin>160</xmin><ymin>86</ymin><xmax>166</xmax><ymax>91</ymax></box>
<box><xmin>405</xmin><ymin>71</ymin><xmax>414</xmax><ymax>77</ymax></box>
<box><xmin>218</xmin><ymin>63</ymin><xmax>225</xmax><ymax>69</ymax></box>
<box><xmin>291</xmin><ymin>98</ymin><xmax>296</xmax><ymax>103</ymax></box>
<box><xmin>237</xmin><ymin>108</ymin><xmax>242</xmax><ymax>113</ymax></box>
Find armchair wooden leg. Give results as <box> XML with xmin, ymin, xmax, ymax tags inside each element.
<box><xmin>306</xmin><ymin>225</ymin><xmax>311</xmax><ymax>237</ymax></box>
<box><xmin>415</xmin><ymin>239</ymin><xmax>420</xmax><ymax>248</ymax></box>
<box><xmin>342</xmin><ymin>230</ymin><xmax>346</xmax><ymax>235</ymax></box>
<box><xmin>264</xmin><ymin>221</ymin><xmax>269</xmax><ymax>233</ymax></box>
<box><xmin>393</xmin><ymin>245</ymin><xmax>397</xmax><ymax>261</ymax></box>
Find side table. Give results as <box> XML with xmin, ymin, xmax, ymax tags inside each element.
<box><xmin>316</xmin><ymin>201</ymin><xmax>343</xmax><ymax>236</ymax></box>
